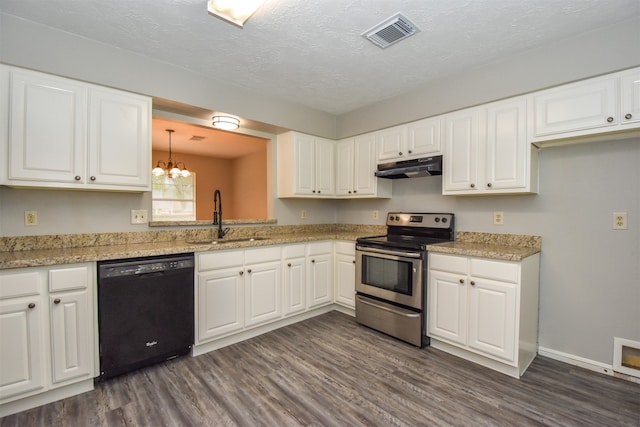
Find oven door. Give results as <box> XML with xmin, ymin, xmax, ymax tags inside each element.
<box><xmin>355</xmin><ymin>245</ymin><xmax>423</xmax><ymax>309</ymax></box>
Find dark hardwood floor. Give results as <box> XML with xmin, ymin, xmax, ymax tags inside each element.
<box><xmin>2</xmin><ymin>311</ymin><xmax>639</xmax><ymax>426</ymax></box>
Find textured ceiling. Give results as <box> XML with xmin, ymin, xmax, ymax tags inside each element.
<box><xmin>1</xmin><ymin>0</ymin><xmax>638</xmax><ymax>115</ymax></box>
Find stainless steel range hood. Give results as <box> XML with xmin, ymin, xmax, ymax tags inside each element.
<box><xmin>375</xmin><ymin>155</ymin><xmax>443</xmax><ymax>179</ymax></box>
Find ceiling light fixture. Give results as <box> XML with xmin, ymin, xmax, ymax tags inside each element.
<box><xmin>207</xmin><ymin>0</ymin><xmax>266</xmax><ymax>28</ymax></box>
<box><xmin>152</xmin><ymin>129</ymin><xmax>191</xmax><ymax>178</ymax></box>
<box><xmin>212</xmin><ymin>115</ymin><xmax>240</xmax><ymax>130</ymax></box>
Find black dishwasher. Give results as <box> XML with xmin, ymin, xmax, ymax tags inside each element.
<box><xmin>97</xmin><ymin>253</ymin><xmax>194</xmax><ymax>381</ymax></box>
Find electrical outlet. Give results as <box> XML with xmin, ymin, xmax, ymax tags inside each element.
<box><xmin>130</xmin><ymin>209</ymin><xmax>148</xmax><ymax>225</ymax></box>
<box><xmin>24</xmin><ymin>211</ymin><xmax>38</xmax><ymax>226</ymax></box>
<box><xmin>300</xmin><ymin>210</ymin><xmax>307</xmax><ymax>219</ymax></box>
<box><xmin>613</xmin><ymin>212</ymin><xmax>628</xmax><ymax>230</ymax></box>
<box><xmin>493</xmin><ymin>211</ymin><xmax>504</xmax><ymax>225</ymax></box>
<box><xmin>372</xmin><ymin>210</ymin><xmax>379</xmax><ymax>220</ymax></box>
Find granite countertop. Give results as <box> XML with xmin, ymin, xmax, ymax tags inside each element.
<box><xmin>427</xmin><ymin>231</ymin><xmax>541</xmax><ymax>261</ymax></box>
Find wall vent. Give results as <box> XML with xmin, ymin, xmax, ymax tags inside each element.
<box><xmin>613</xmin><ymin>337</ymin><xmax>640</xmax><ymax>379</ymax></box>
<box><xmin>362</xmin><ymin>13</ymin><xmax>421</xmax><ymax>49</ymax></box>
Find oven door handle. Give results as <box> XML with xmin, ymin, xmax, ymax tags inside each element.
<box><xmin>357</xmin><ymin>296</ymin><xmax>421</xmax><ymax>318</ymax></box>
<box><xmin>356</xmin><ymin>245</ymin><xmax>422</xmax><ymax>259</ymax></box>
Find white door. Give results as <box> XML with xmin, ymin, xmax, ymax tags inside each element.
<box><xmin>443</xmin><ymin>107</ymin><xmax>481</xmax><ymax>193</ymax></box>
<box><xmin>485</xmin><ymin>97</ymin><xmax>527</xmax><ymax>190</ymax></box>
<box><xmin>334</xmin><ymin>254</ymin><xmax>355</xmax><ymax>308</ymax></box>
<box><xmin>197</xmin><ymin>268</ymin><xmax>244</xmax><ymax>342</ymax></box>
<box><xmin>620</xmin><ymin>69</ymin><xmax>640</xmax><ymax>125</ymax></box>
<box><xmin>308</xmin><ymin>254</ymin><xmax>333</xmax><ymax>308</ymax></box>
<box><xmin>376</xmin><ymin>125</ymin><xmax>407</xmax><ymax>162</ymax></box>
<box><xmin>283</xmin><ymin>257</ymin><xmax>306</xmax><ymax>316</ymax></box>
<box><xmin>87</xmin><ymin>87</ymin><xmax>151</xmax><ymax>188</ymax></box>
<box><xmin>292</xmin><ymin>133</ymin><xmax>315</xmax><ymax>195</ymax></box>
<box><xmin>467</xmin><ymin>278</ymin><xmax>517</xmax><ymax>363</ymax></box>
<box><xmin>314</xmin><ymin>138</ymin><xmax>335</xmax><ymax>196</ymax></box>
<box><xmin>428</xmin><ymin>270</ymin><xmax>467</xmax><ymax>345</ymax></box>
<box><xmin>407</xmin><ymin>116</ymin><xmax>442</xmax><ymax>157</ymax></box>
<box><xmin>49</xmin><ymin>290</ymin><xmax>94</xmax><ymax>384</ymax></box>
<box><xmin>0</xmin><ymin>297</ymin><xmax>45</xmax><ymax>401</ymax></box>
<box><xmin>8</xmin><ymin>69</ymin><xmax>86</xmax><ymax>183</ymax></box>
<box><xmin>335</xmin><ymin>139</ymin><xmax>354</xmax><ymax>196</ymax></box>
<box><xmin>532</xmin><ymin>77</ymin><xmax>618</xmax><ymax>136</ymax></box>
<box><xmin>353</xmin><ymin>134</ymin><xmax>377</xmax><ymax>196</ymax></box>
<box><xmin>245</xmin><ymin>261</ymin><xmax>281</xmax><ymax>327</ymax></box>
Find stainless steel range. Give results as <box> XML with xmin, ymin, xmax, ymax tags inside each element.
<box><xmin>355</xmin><ymin>212</ymin><xmax>455</xmax><ymax>347</ymax></box>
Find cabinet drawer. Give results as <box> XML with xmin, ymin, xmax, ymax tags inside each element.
<box><xmin>49</xmin><ymin>265</ymin><xmax>90</xmax><ymax>292</ymax></box>
<box><xmin>429</xmin><ymin>253</ymin><xmax>467</xmax><ymax>274</ymax></box>
<box><xmin>334</xmin><ymin>241</ymin><xmax>355</xmax><ymax>256</ymax></box>
<box><xmin>282</xmin><ymin>244</ymin><xmax>306</xmax><ymax>258</ymax></box>
<box><xmin>244</xmin><ymin>246</ymin><xmax>281</xmax><ymax>264</ymax></box>
<box><xmin>0</xmin><ymin>271</ymin><xmax>43</xmax><ymax>299</ymax></box>
<box><xmin>307</xmin><ymin>241</ymin><xmax>332</xmax><ymax>255</ymax></box>
<box><xmin>470</xmin><ymin>258</ymin><xmax>519</xmax><ymax>284</ymax></box>
<box><xmin>198</xmin><ymin>250</ymin><xmax>244</xmax><ymax>271</ymax></box>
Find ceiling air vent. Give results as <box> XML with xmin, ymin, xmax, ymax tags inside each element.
<box><xmin>362</xmin><ymin>13</ymin><xmax>421</xmax><ymax>49</ymax></box>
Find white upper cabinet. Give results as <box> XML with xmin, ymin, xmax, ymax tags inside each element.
<box><xmin>443</xmin><ymin>97</ymin><xmax>537</xmax><ymax>195</ymax></box>
<box><xmin>529</xmin><ymin>66</ymin><xmax>640</xmax><ymax>144</ymax></box>
<box><xmin>0</xmin><ymin>65</ymin><xmax>151</xmax><ymax>191</ymax></box>
<box><xmin>277</xmin><ymin>131</ymin><xmax>335</xmax><ymax>197</ymax></box>
<box><xmin>377</xmin><ymin>118</ymin><xmax>442</xmax><ymax>164</ymax></box>
<box><xmin>336</xmin><ymin>134</ymin><xmax>391</xmax><ymax>198</ymax></box>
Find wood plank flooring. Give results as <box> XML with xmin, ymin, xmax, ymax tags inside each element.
<box><xmin>2</xmin><ymin>311</ymin><xmax>639</xmax><ymax>426</ymax></box>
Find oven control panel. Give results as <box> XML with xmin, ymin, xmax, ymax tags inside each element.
<box><xmin>386</xmin><ymin>212</ymin><xmax>454</xmax><ymax>228</ymax></box>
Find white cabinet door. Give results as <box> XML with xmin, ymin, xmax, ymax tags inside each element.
<box><xmin>443</xmin><ymin>107</ymin><xmax>481</xmax><ymax>193</ymax></box>
<box><xmin>467</xmin><ymin>278</ymin><xmax>517</xmax><ymax>363</ymax></box>
<box><xmin>428</xmin><ymin>269</ymin><xmax>467</xmax><ymax>345</ymax></box>
<box><xmin>485</xmin><ymin>98</ymin><xmax>527</xmax><ymax>191</ymax></box>
<box><xmin>283</xmin><ymin>256</ymin><xmax>306</xmax><ymax>316</ymax></box>
<box><xmin>293</xmin><ymin>132</ymin><xmax>315</xmax><ymax>195</ymax></box>
<box><xmin>335</xmin><ymin>139</ymin><xmax>354</xmax><ymax>196</ymax></box>
<box><xmin>245</xmin><ymin>261</ymin><xmax>281</xmax><ymax>327</ymax></box>
<box><xmin>49</xmin><ymin>290</ymin><xmax>94</xmax><ymax>384</ymax></box>
<box><xmin>407</xmin><ymin>116</ymin><xmax>442</xmax><ymax>157</ymax></box>
<box><xmin>314</xmin><ymin>137</ymin><xmax>335</xmax><ymax>196</ymax></box>
<box><xmin>532</xmin><ymin>77</ymin><xmax>618</xmax><ymax>136</ymax></box>
<box><xmin>308</xmin><ymin>253</ymin><xmax>333</xmax><ymax>309</ymax></box>
<box><xmin>621</xmin><ymin>69</ymin><xmax>640</xmax><ymax>125</ymax></box>
<box><xmin>197</xmin><ymin>268</ymin><xmax>244</xmax><ymax>342</ymax></box>
<box><xmin>8</xmin><ymin>69</ymin><xmax>86</xmax><ymax>183</ymax></box>
<box><xmin>334</xmin><ymin>254</ymin><xmax>355</xmax><ymax>309</ymax></box>
<box><xmin>353</xmin><ymin>133</ymin><xmax>378</xmax><ymax>196</ymax></box>
<box><xmin>0</xmin><ymin>297</ymin><xmax>45</xmax><ymax>401</ymax></box>
<box><xmin>87</xmin><ymin>87</ymin><xmax>151</xmax><ymax>188</ymax></box>
<box><xmin>376</xmin><ymin>125</ymin><xmax>407</xmax><ymax>162</ymax></box>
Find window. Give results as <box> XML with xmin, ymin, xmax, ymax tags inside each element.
<box><xmin>151</xmin><ymin>174</ymin><xmax>196</xmax><ymax>221</ymax></box>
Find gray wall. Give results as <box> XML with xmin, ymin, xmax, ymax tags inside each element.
<box><xmin>1</xmin><ymin>12</ymin><xmax>639</xmax><ymax>367</ymax></box>
<box><xmin>337</xmin><ymin>138</ymin><xmax>640</xmax><ymax>365</ymax></box>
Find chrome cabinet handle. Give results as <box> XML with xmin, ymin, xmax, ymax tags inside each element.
<box><xmin>625</xmin><ymin>113</ymin><xmax>633</xmax><ymax>120</ymax></box>
<box><xmin>607</xmin><ymin>116</ymin><xmax>614</xmax><ymax>123</ymax></box>
<box><xmin>28</xmin><ymin>302</ymin><xmax>36</xmax><ymax>309</ymax></box>
<box><xmin>53</xmin><ymin>298</ymin><xmax>61</xmax><ymax>304</ymax></box>
<box><xmin>74</xmin><ymin>176</ymin><xmax>81</xmax><ymax>181</ymax></box>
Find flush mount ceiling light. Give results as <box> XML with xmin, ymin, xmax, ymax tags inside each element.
<box><xmin>212</xmin><ymin>115</ymin><xmax>240</xmax><ymax>130</ymax></box>
<box><xmin>152</xmin><ymin>129</ymin><xmax>191</xmax><ymax>178</ymax></box>
<box><xmin>207</xmin><ymin>0</ymin><xmax>266</xmax><ymax>28</ymax></box>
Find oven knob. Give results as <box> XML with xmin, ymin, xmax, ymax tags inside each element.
<box><xmin>394</xmin><ymin>216</ymin><xmax>400</xmax><ymax>221</ymax></box>
<box><xmin>434</xmin><ymin>217</ymin><xmax>440</xmax><ymax>222</ymax></box>
<box><xmin>442</xmin><ymin>217</ymin><xmax>448</xmax><ymax>223</ymax></box>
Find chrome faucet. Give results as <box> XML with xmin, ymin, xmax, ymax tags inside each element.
<box><xmin>213</xmin><ymin>189</ymin><xmax>229</xmax><ymax>239</ymax></box>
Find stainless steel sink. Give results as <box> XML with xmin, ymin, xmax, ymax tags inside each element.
<box><xmin>186</xmin><ymin>237</ymin><xmax>269</xmax><ymax>245</ymax></box>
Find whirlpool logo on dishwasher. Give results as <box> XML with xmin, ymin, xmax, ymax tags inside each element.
<box><xmin>146</xmin><ymin>341</ymin><xmax>158</xmax><ymax>347</ymax></box>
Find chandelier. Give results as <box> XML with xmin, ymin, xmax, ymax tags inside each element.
<box><xmin>152</xmin><ymin>129</ymin><xmax>191</xmax><ymax>178</ymax></box>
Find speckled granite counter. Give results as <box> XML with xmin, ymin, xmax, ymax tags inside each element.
<box><xmin>0</xmin><ymin>225</ymin><xmax>386</xmax><ymax>270</ymax></box>
<box><xmin>427</xmin><ymin>231</ymin><xmax>541</xmax><ymax>261</ymax></box>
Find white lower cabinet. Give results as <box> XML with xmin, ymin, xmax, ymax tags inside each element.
<box><xmin>307</xmin><ymin>242</ymin><xmax>333</xmax><ymax>309</ymax></box>
<box><xmin>244</xmin><ymin>249</ymin><xmax>281</xmax><ymax>327</ymax></box>
<box><xmin>282</xmin><ymin>244</ymin><xmax>307</xmax><ymax>316</ymax></box>
<box><xmin>0</xmin><ymin>264</ymin><xmax>96</xmax><ymax>409</ymax></box>
<box><xmin>334</xmin><ymin>241</ymin><xmax>356</xmax><ymax>309</ymax></box>
<box><xmin>428</xmin><ymin>252</ymin><xmax>540</xmax><ymax>378</ymax></box>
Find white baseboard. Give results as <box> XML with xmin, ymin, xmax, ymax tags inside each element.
<box><xmin>538</xmin><ymin>346</ymin><xmax>640</xmax><ymax>384</ymax></box>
